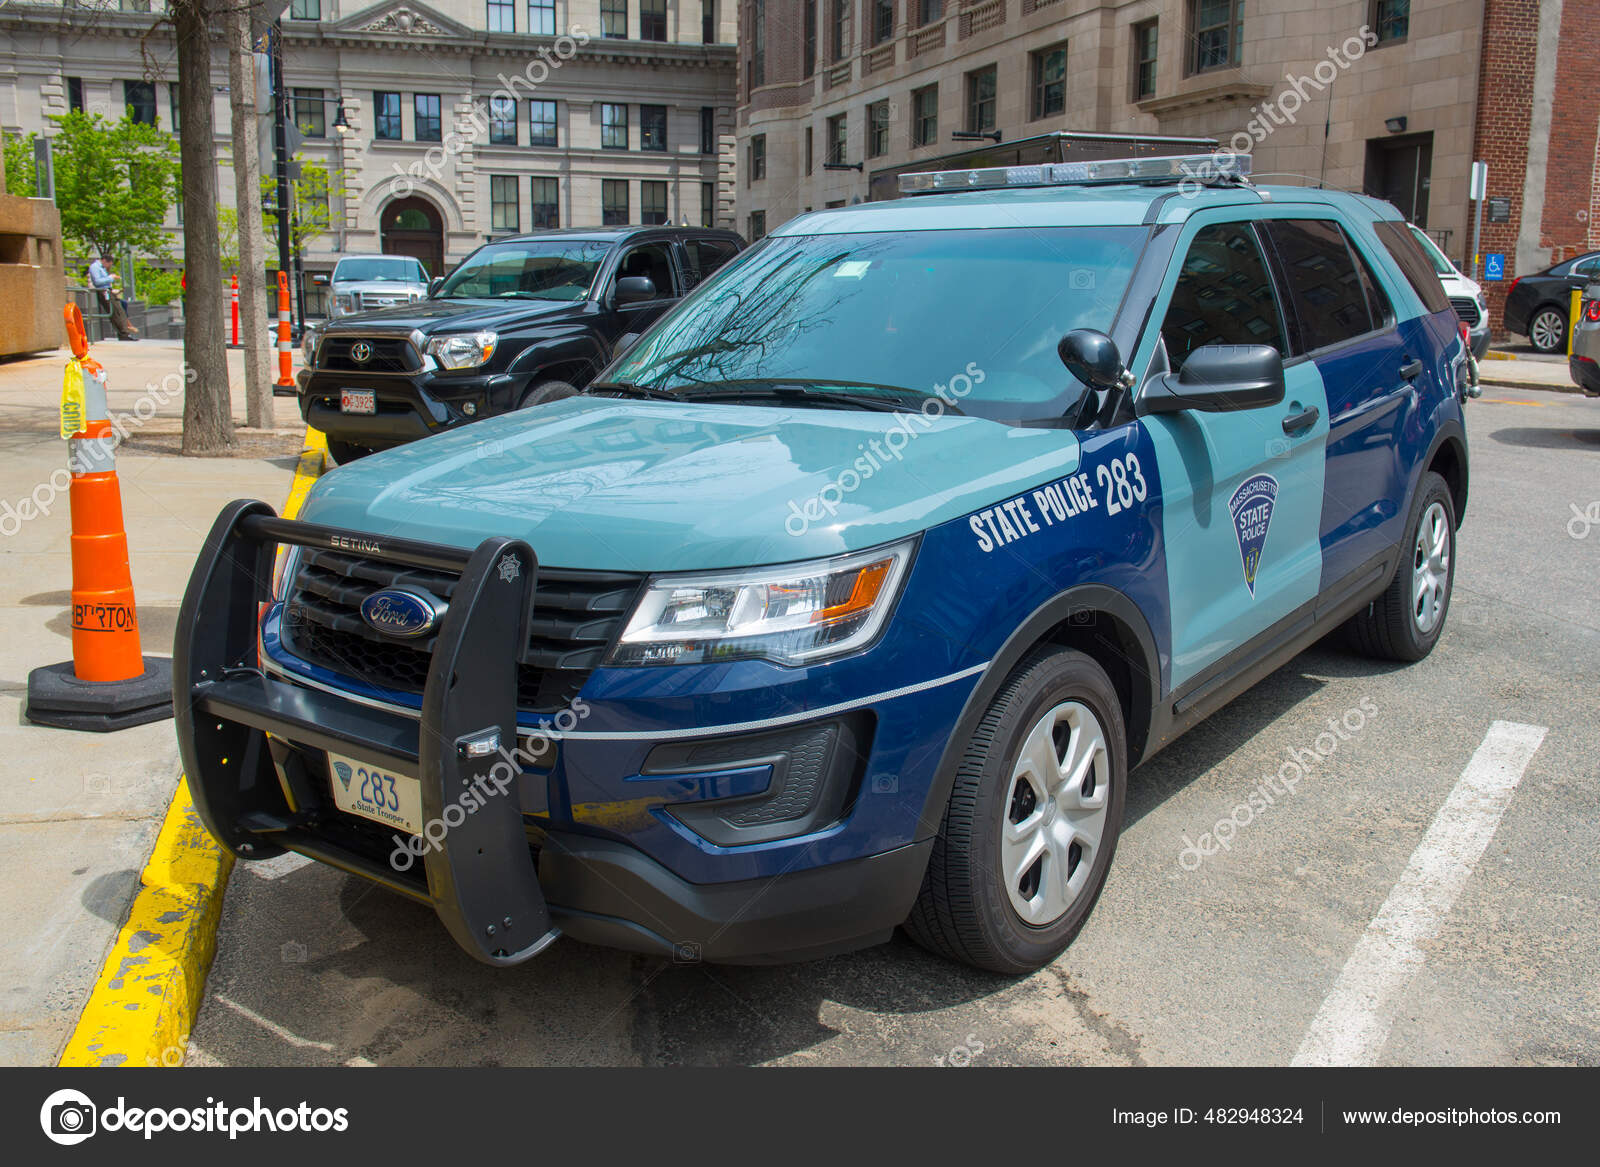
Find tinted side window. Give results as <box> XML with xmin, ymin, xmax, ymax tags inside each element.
<box><xmin>1262</xmin><ymin>219</ymin><xmax>1372</xmax><ymax>351</ymax></box>
<box><xmin>684</xmin><ymin>238</ymin><xmax>740</xmax><ymax>287</ymax></box>
<box><xmin>1160</xmin><ymin>222</ymin><xmax>1289</xmax><ymax>370</ymax></box>
<box><xmin>1351</xmin><ymin>238</ymin><xmax>1394</xmax><ymax>328</ymax></box>
<box><xmin>616</xmin><ymin>243</ymin><xmax>678</xmax><ymax>298</ymax></box>
<box><xmin>1374</xmin><ymin>221</ymin><xmax>1453</xmax><ymax>315</ymax></box>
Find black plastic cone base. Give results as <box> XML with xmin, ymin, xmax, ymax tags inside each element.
<box><xmin>25</xmin><ymin>656</ymin><xmax>174</xmax><ymax>732</ymax></box>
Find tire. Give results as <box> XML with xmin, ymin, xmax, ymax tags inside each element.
<box><xmin>1344</xmin><ymin>470</ymin><xmax>1456</xmax><ymax>662</ymax></box>
<box><xmin>904</xmin><ymin>648</ymin><xmax>1127</xmax><ymax>975</ymax></box>
<box><xmin>326</xmin><ymin>439</ymin><xmax>371</xmax><ymax>465</ymax></box>
<box><xmin>1528</xmin><ymin>305</ymin><xmax>1568</xmax><ymax>353</ymax></box>
<box><xmin>517</xmin><ymin>379</ymin><xmax>579</xmax><ymax>410</ymax></box>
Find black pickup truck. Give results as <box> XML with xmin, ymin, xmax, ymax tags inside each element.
<box><xmin>299</xmin><ymin>226</ymin><xmax>745</xmax><ymax>463</ymax></box>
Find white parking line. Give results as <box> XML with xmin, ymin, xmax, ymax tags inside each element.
<box><xmin>1292</xmin><ymin>720</ymin><xmax>1548</xmax><ymax>1067</ymax></box>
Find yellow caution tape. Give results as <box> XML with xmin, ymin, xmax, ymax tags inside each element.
<box><xmin>60</xmin><ymin>359</ymin><xmax>86</xmax><ymax>439</ymax></box>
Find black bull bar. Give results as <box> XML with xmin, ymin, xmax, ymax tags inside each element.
<box><xmin>174</xmin><ymin>499</ymin><xmax>559</xmax><ymax>965</ymax></box>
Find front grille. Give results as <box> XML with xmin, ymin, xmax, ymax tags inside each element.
<box><xmin>1449</xmin><ymin>296</ymin><xmax>1481</xmax><ymax>327</ymax></box>
<box><xmin>318</xmin><ymin>336</ymin><xmax>419</xmax><ymax>373</ymax></box>
<box><xmin>354</xmin><ymin>292</ymin><xmax>413</xmax><ymax>312</ymax></box>
<box><xmin>281</xmin><ymin>548</ymin><xmax>645</xmax><ymax>712</ymax></box>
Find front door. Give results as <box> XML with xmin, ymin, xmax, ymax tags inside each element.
<box><xmin>1135</xmin><ymin>216</ymin><xmax>1330</xmax><ymax>692</ymax></box>
<box><xmin>608</xmin><ymin>241</ymin><xmax>682</xmax><ymax>340</ymax></box>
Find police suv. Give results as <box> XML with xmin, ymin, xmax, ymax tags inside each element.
<box><xmin>177</xmin><ymin>155</ymin><xmax>1469</xmax><ymax>974</ymax></box>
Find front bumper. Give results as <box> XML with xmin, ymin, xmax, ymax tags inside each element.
<box><xmin>297</xmin><ymin>366</ymin><xmax>525</xmax><ymax>451</ymax></box>
<box><xmin>176</xmin><ymin>503</ymin><xmax>950</xmax><ymax>965</ymax></box>
<box><xmin>1569</xmin><ymin>353</ymin><xmax>1600</xmax><ymax>396</ymax></box>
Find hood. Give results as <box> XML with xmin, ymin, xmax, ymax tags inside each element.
<box><xmin>319</xmin><ymin>297</ymin><xmax>582</xmax><ymax>335</ymax></box>
<box><xmin>300</xmin><ymin>396</ymin><xmax>1081</xmax><ymax>571</ymax></box>
<box><xmin>1437</xmin><ymin>270</ymin><xmax>1483</xmax><ymax>300</ymax></box>
<box><xmin>331</xmin><ymin>280</ymin><xmax>427</xmax><ymax>296</ymax></box>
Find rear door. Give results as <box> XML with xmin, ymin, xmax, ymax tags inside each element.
<box><xmin>1260</xmin><ymin>217</ymin><xmax>1413</xmax><ymax>588</ymax></box>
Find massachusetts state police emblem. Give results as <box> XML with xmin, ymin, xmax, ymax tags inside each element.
<box><xmin>1229</xmin><ymin>474</ymin><xmax>1279</xmax><ymax>597</ymax></box>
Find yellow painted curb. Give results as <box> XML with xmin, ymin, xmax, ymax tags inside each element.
<box><xmin>58</xmin><ymin>427</ymin><xmax>328</xmax><ymax>1067</ymax></box>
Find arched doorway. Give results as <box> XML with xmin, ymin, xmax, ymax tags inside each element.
<box><xmin>380</xmin><ymin>196</ymin><xmax>445</xmax><ymax>280</ymax></box>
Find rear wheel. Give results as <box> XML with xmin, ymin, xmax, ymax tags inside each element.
<box><xmin>325</xmin><ymin>439</ymin><xmax>370</xmax><ymax>465</ymax></box>
<box><xmin>904</xmin><ymin>648</ymin><xmax>1126</xmax><ymax>975</ymax></box>
<box><xmin>1528</xmin><ymin>305</ymin><xmax>1567</xmax><ymax>353</ymax></box>
<box><xmin>1344</xmin><ymin>470</ymin><xmax>1455</xmax><ymax>661</ymax></box>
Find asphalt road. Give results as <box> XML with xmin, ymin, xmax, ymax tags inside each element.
<box><xmin>188</xmin><ymin>387</ymin><xmax>1600</xmax><ymax>1067</ymax></box>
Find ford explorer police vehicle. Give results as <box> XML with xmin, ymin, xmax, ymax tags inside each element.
<box><xmin>176</xmin><ymin>155</ymin><xmax>1469</xmax><ymax>974</ymax></box>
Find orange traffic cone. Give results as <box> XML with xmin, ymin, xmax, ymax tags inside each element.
<box><xmin>25</xmin><ymin>304</ymin><xmax>173</xmax><ymax>731</ymax></box>
<box><xmin>275</xmin><ymin>270</ymin><xmax>295</xmax><ymax>390</ymax></box>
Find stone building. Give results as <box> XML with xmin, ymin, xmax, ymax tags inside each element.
<box><xmin>0</xmin><ymin>0</ymin><xmax>738</xmax><ymax>310</ymax></box>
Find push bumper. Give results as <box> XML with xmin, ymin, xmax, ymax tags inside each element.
<box><xmin>175</xmin><ymin>500</ymin><xmax>558</xmax><ymax>965</ymax></box>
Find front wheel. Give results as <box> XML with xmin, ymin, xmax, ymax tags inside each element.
<box><xmin>1528</xmin><ymin>305</ymin><xmax>1568</xmax><ymax>353</ymax></box>
<box><xmin>904</xmin><ymin>648</ymin><xmax>1127</xmax><ymax>975</ymax></box>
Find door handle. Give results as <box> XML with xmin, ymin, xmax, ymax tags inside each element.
<box><xmin>1400</xmin><ymin>358</ymin><xmax>1424</xmax><ymax>380</ymax></box>
<box><xmin>1281</xmin><ymin>405</ymin><xmax>1319</xmax><ymax>434</ymax></box>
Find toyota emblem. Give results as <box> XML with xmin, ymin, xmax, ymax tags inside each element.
<box><xmin>350</xmin><ymin>342</ymin><xmax>373</xmax><ymax>363</ymax></box>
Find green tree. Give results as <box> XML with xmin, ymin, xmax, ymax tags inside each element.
<box><xmin>8</xmin><ymin>111</ymin><xmax>180</xmax><ymax>268</ymax></box>
<box><xmin>263</xmin><ymin>154</ymin><xmax>351</xmax><ymax>263</ymax></box>
<box><xmin>2</xmin><ymin>132</ymin><xmax>35</xmax><ymax>195</ymax></box>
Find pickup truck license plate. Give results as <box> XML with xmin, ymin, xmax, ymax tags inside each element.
<box><xmin>340</xmin><ymin>389</ymin><xmax>376</xmax><ymax>414</ymax></box>
<box><xmin>328</xmin><ymin>751</ymin><xmax>422</xmax><ymax>834</ymax></box>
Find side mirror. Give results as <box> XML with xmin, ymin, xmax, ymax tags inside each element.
<box><xmin>615</xmin><ymin>275</ymin><xmax>657</xmax><ymax>305</ymax></box>
<box><xmin>1139</xmin><ymin>344</ymin><xmax>1285</xmax><ymax>415</ymax></box>
<box><xmin>1057</xmin><ymin>329</ymin><xmax>1130</xmax><ymax>391</ymax></box>
<box><xmin>428</xmin><ymin>277</ymin><xmax>445</xmax><ymax>297</ymax></box>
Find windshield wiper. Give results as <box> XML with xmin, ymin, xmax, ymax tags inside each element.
<box><xmin>584</xmin><ymin>380</ymin><xmax>682</xmax><ymax>402</ymax></box>
<box><xmin>674</xmin><ymin>380</ymin><xmax>962</xmax><ymax>415</ymax></box>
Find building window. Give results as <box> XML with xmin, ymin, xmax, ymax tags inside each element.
<box><xmin>67</xmin><ymin>77</ymin><xmax>84</xmax><ymax>113</ymax></box>
<box><xmin>168</xmin><ymin>83</ymin><xmax>180</xmax><ymax>133</ymax></box>
<box><xmin>826</xmin><ymin>113</ymin><xmax>847</xmax><ymax>165</ymax></box>
<box><xmin>1371</xmin><ymin>0</ymin><xmax>1409</xmax><ymax>44</ymax></box>
<box><xmin>641</xmin><ymin>180</ymin><xmax>668</xmax><ymax>225</ymax></box>
<box><xmin>641</xmin><ymin>0</ymin><xmax>667</xmax><ymax>40</ymax></box>
<box><xmin>748</xmin><ymin>133</ymin><xmax>766</xmax><ymax>182</ymax></box>
<box><xmin>704</xmin><ymin>0</ymin><xmax>717</xmax><ymax>43</ymax></box>
<box><xmin>966</xmin><ymin>66</ymin><xmax>996</xmax><ymax>133</ymax></box>
<box><xmin>917</xmin><ymin>0</ymin><xmax>942</xmax><ymax>25</ymax></box>
<box><xmin>293</xmin><ymin>88</ymin><xmax>326</xmax><ymax>137</ymax></box>
<box><xmin>602</xmin><ymin>0</ymin><xmax>627</xmax><ymax>38</ymax></box>
<box><xmin>748</xmin><ymin>210</ymin><xmax>767</xmax><ymax>240</ymax></box>
<box><xmin>601</xmin><ymin>103</ymin><xmax>628</xmax><ymax>149</ymax></box>
<box><xmin>487</xmin><ymin>0</ymin><xmax>514</xmax><ymax>31</ymax></box>
<box><xmin>831</xmin><ymin>0</ymin><xmax>849</xmax><ymax>62</ymax></box>
<box><xmin>641</xmin><ymin>104</ymin><xmax>668</xmax><ymax>151</ymax></box>
<box><xmin>804</xmin><ymin>125</ymin><xmax>814</xmax><ymax>174</ymax></box>
<box><xmin>491</xmin><ymin>175</ymin><xmax>519</xmax><ymax>232</ymax></box>
<box><xmin>872</xmin><ymin>0</ymin><xmax>893</xmax><ymax>44</ymax></box>
<box><xmin>1031</xmin><ymin>43</ymin><xmax>1066</xmax><ymax>120</ymax></box>
<box><xmin>701</xmin><ymin>181</ymin><xmax>715</xmax><ymax>227</ymax></box>
<box><xmin>125</xmin><ymin>81</ymin><xmax>156</xmax><ymax>126</ymax></box>
<box><xmin>489</xmin><ymin>96</ymin><xmax>517</xmax><ymax>144</ymax></box>
<box><xmin>414</xmin><ymin>94</ymin><xmax>442</xmax><ymax>141</ymax></box>
<box><xmin>1132</xmin><ymin>21</ymin><xmax>1158</xmax><ymax>100</ymax></box>
<box><xmin>529</xmin><ymin>0</ymin><xmax>556</xmax><ymax>34</ymax></box>
<box><xmin>530</xmin><ymin>99</ymin><xmax>557</xmax><ymax>147</ymax></box>
<box><xmin>289</xmin><ymin>0</ymin><xmax>320</xmax><ymax>18</ymax></box>
<box><xmin>803</xmin><ymin>0</ymin><xmax>817</xmax><ymax>76</ymax></box>
<box><xmin>602</xmin><ymin>179</ymin><xmax>629</xmax><ymax>225</ymax></box>
<box><xmin>750</xmin><ymin>0</ymin><xmax>766</xmax><ymax>90</ymax></box>
<box><xmin>1189</xmin><ymin>0</ymin><xmax>1242</xmax><ymax>74</ymax></box>
<box><xmin>912</xmin><ymin>84</ymin><xmax>937</xmax><ymax>147</ymax></box>
<box><xmin>374</xmin><ymin>91</ymin><xmax>403</xmax><ymax>139</ymax></box>
<box><xmin>868</xmin><ymin>100</ymin><xmax>890</xmax><ymax>158</ymax></box>
<box><xmin>701</xmin><ymin>106</ymin><xmax>716</xmax><ymax>154</ymax></box>
<box><xmin>531</xmin><ymin>176</ymin><xmax>559</xmax><ymax>228</ymax></box>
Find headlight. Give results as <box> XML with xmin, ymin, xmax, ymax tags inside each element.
<box><xmin>608</xmin><ymin>540</ymin><xmax>914</xmax><ymax>667</ymax></box>
<box><xmin>333</xmin><ymin>293</ymin><xmax>354</xmax><ymax>315</ymax></box>
<box><xmin>427</xmin><ymin>331</ymin><xmax>497</xmax><ymax>370</ymax></box>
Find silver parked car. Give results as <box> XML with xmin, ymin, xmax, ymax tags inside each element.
<box><xmin>327</xmin><ymin>254</ymin><xmax>431</xmax><ymax>318</ymax></box>
<box><xmin>1569</xmin><ymin>280</ymin><xmax>1600</xmax><ymax>396</ymax></box>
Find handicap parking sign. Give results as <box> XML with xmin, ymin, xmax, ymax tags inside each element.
<box><xmin>1484</xmin><ymin>253</ymin><xmax>1506</xmax><ymax>280</ymax></box>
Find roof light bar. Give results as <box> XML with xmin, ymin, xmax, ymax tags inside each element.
<box><xmin>897</xmin><ymin>152</ymin><xmax>1253</xmax><ymax>196</ymax></box>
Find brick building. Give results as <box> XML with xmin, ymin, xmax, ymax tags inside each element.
<box><xmin>736</xmin><ymin>0</ymin><xmax>1600</xmax><ymax>340</ymax></box>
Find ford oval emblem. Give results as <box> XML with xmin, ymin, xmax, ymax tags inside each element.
<box><xmin>359</xmin><ymin>588</ymin><xmax>443</xmax><ymax>638</ymax></box>
<box><xmin>350</xmin><ymin>341</ymin><xmax>374</xmax><ymax>363</ymax></box>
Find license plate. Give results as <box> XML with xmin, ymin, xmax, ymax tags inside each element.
<box><xmin>341</xmin><ymin>389</ymin><xmax>376</xmax><ymax>414</ymax></box>
<box><xmin>327</xmin><ymin>751</ymin><xmax>422</xmax><ymax>834</ymax></box>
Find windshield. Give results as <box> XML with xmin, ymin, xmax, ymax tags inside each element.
<box><xmin>334</xmin><ymin>257</ymin><xmax>426</xmax><ymax>283</ymax></box>
<box><xmin>437</xmin><ymin>239</ymin><xmax>611</xmax><ymax>301</ymax></box>
<box><xmin>1408</xmin><ymin>226</ymin><xmax>1455</xmax><ymax>277</ymax></box>
<box><xmin>611</xmin><ymin>226</ymin><xmax>1147</xmax><ymax>423</ymax></box>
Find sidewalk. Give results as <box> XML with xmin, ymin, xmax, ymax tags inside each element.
<box><xmin>1479</xmin><ymin>347</ymin><xmax>1584</xmax><ymax>393</ymax></box>
<box><xmin>0</xmin><ymin>340</ymin><xmax>305</xmax><ymax>1065</ymax></box>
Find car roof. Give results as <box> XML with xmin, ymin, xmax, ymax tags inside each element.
<box><xmin>773</xmin><ymin>183</ymin><xmax>1403</xmax><ymax>236</ymax></box>
<box><xmin>492</xmin><ymin>226</ymin><xmax>742</xmax><ymax>245</ymax></box>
